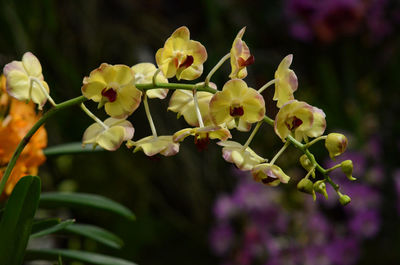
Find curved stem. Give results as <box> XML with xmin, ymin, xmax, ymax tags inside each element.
<box><xmin>30</xmin><ymin>77</ymin><xmax>57</xmax><ymax>107</ymax></box>
<box><xmin>80</xmin><ymin>103</ymin><xmax>108</xmax><ymax>130</ymax></box>
<box><xmin>0</xmin><ymin>95</ymin><xmax>87</xmax><ymax>196</ymax></box>
<box><xmin>135</xmin><ymin>82</ymin><xmax>216</xmax><ymax>94</ymax></box>
<box><xmin>326</xmin><ymin>163</ymin><xmax>341</xmax><ymax>173</ymax></box>
<box><xmin>304</xmin><ymin>135</ymin><xmax>327</xmax><ymax>149</ymax></box>
<box><xmin>143</xmin><ymin>94</ymin><xmax>157</xmax><ymax>138</ymax></box>
<box><xmin>257</xmin><ymin>79</ymin><xmax>276</xmax><ymax>94</ymax></box>
<box><xmin>242</xmin><ymin>121</ymin><xmax>262</xmax><ymax>150</ymax></box>
<box><xmin>270</xmin><ymin>141</ymin><xmax>290</xmax><ymax>165</ymax></box>
<box><xmin>152</xmin><ymin>69</ymin><xmax>161</xmax><ymax>86</ymax></box>
<box><xmin>304</xmin><ymin>165</ymin><xmax>316</xmax><ymax>179</ymax></box>
<box><xmin>192</xmin><ymin>90</ymin><xmax>204</xmax><ymax>128</ymax></box>
<box><xmin>204</xmin><ymin>53</ymin><xmax>230</xmax><ymax>87</ymax></box>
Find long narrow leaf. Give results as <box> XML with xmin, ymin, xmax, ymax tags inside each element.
<box><xmin>39</xmin><ymin>192</ymin><xmax>135</xmax><ymax>220</ymax></box>
<box><xmin>0</xmin><ymin>176</ymin><xmax>41</xmax><ymax>265</ymax></box>
<box><xmin>30</xmin><ymin>219</ymin><xmax>75</xmax><ymax>239</ymax></box>
<box><xmin>44</xmin><ymin>142</ymin><xmax>104</xmax><ymax>156</ymax></box>
<box><xmin>25</xmin><ymin>249</ymin><xmax>137</xmax><ymax>265</ymax></box>
<box><xmin>64</xmin><ymin>224</ymin><xmax>123</xmax><ymax>249</ymax></box>
<box><xmin>31</xmin><ymin>218</ymin><xmax>61</xmax><ymax>234</ymax></box>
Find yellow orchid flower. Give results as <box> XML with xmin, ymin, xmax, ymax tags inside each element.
<box><xmin>3</xmin><ymin>52</ymin><xmax>49</xmax><ymax>109</ymax></box>
<box><xmin>273</xmin><ymin>54</ymin><xmax>298</xmax><ymax>108</ymax></box>
<box><xmin>126</xmin><ymin>135</ymin><xmax>179</xmax><ymax>157</ymax></box>
<box><xmin>274</xmin><ymin>100</ymin><xmax>326</xmax><ymax>142</ymax></box>
<box><xmin>229</xmin><ymin>27</ymin><xmax>254</xmax><ymax>79</ymax></box>
<box><xmin>217</xmin><ymin>141</ymin><xmax>265</xmax><ymax>171</ymax></box>
<box><xmin>82</xmin><ymin>117</ymin><xmax>134</xmax><ymax>151</ymax></box>
<box><xmin>209</xmin><ymin>79</ymin><xmax>265</xmax><ymax>131</ymax></box>
<box><xmin>173</xmin><ymin>125</ymin><xmax>231</xmax><ymax>151</ymax></box>
<box><xmin>81</xmin><ymin>63</ymin><xmax>142</xmax><ymax>118</ymax></box>
<box><xmin>168</xmin><ymin>83</ymin><xmax>216</xmax><ymax>127</ymax></box>
<box><xmin>131</xmin><ymin>63</ymin><xmax>168</xmax><ymax>99</ymax></box>
<box><xmin>155</xmin><ymin>26</ymin><xmax>207</xmax><ymax>80</ymax></box>
<box><xmin>252</xmin><ymin>163</ymin><xmax>290</xmax><ymax>186</ymax></box>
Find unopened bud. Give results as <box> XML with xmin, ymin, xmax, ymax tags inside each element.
<box><xmin>325</xmin><ymin>133</ymin><xmax>348</xmax><ymax>160</ymax></box>
<box><xmin>341</xmin><ymin>160</ymin><xmax>356</xmax><ymax>181</ymax></box>
<box><xmin>297</xmin><ymin>178</ymin><xmax>314</xmax><ymax>194</ymax></box>
<box><xmin>299</xmin><ymin>155</ymin><xmax>315</xmax><ymax>178</ymax></box>
<box><xmin>339</xmin><ymin>193</ymin><xmax>351</xmax><ymax>206</ymax></box>
<box><xmin>313</xmin><ymin>180</ymin><xmax>328</xmax><ymax>199</ymax></box>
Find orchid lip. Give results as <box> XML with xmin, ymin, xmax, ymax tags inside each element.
<box><xmin>238</xmin><ymin>55</ymin><xmax>255</xmax><ymax>67</ymax></box>
<box><xmin>179</xmin><ymin>55</ymin><xmax>194</xmax><ymax>69</ymax></box>
<box><xmin>286</xmin><ymin>116</ymin><xmax>303</xmax><ymax>130</ymax></box>
<box><xmin>230</xmin><ymin>106</ymin><xmax>244</xmax><ymax>117</ymax></box>
<box><xmin>101</xmin><ymin>88</ymin><xmax>117</xmax><ymax>102</ymax></box>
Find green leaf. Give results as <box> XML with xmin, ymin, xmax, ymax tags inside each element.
<box><xmin>25</xmin><ymin>249</ymin><xmax>137</xmax><ymax>265</ymax></box>
<box><xmin>44</xmin><ymin>142</ymin><xmax>104</xmax><ymax>156</ymax></box>
<box><xmin>31</xmin><ymin>218</ymin><xmax>61</xmax><ymax>234</ymax></box>
<box><xmin>30</xmin><ymin>219</ymin><xmax>75</xmax><ymax>239</ymax></box>
<box><xmin>39</xmin><ymin>192</ymin><xmax>135</xmax><ymax>220</ymax></box>
<box><xmin>64</xmin><ymin>224</ymin><xmax>123</xmax><ymax>249</ymax></box>
<box><xmin>0</xmin><ymin>176</ymin><xmax>41</xmax><ymax>265</ymax></box>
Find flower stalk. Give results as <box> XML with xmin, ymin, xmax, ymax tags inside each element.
<box><xmin>0</xmin><ymin>95</ymin><xmax>87</xmax><ymax>196</ymax></box>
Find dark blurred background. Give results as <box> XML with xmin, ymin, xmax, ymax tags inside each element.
<box><xmin>1</xmin><ymin>0</ymin><xmax>400</xmax><ymax>264</ymax></box>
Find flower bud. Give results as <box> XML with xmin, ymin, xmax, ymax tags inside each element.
<box><xmin>297</xmin><ymin>178</ymin><xmax>314</xmax><ymax>194</ymax></box>
<box><xmin>341</xmin><ymin>160</ymin><xmax>356</xmax><ymax>181</ymax></box>
<box><xmin>338</xmin><ymin>193</ymin><xmax>351</xmax><ymax>206</ymax></box>
<box><xmin>325</xmin><ymin>133</ymin><xmax>347</xmax><ymax>160</ymax></box>
<box><xmin>299</xmin><ymin>154</ymin><xmax>315</xmax><ymax>178</ymax></box>
<box><xmin>313</xmin><ymin>180</ymin><xmax>328</xmax><ymax>199</ymax></box>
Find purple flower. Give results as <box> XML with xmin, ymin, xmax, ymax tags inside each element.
<box><xmin>214</xmin><ymin>194</ymin><xmax>237</xmax><ymax>220</ymax></box>
<box><xmin>394</xmin><ymin>170</ymin><xmax>400</xmax><ymax>216</ymax></box>
<box><xmin>324</xmin><ymin>238</ymin><xmax>359</xmax><ymax>265</ymax></box>
<box><xmin>349</xmin><ymin>210</ymin><xmax>380</xmax><ymax>238</ymax></box>
<box><xmin>209</xmin><ymin>224</ymin><xmax>234</xmax><ymax>255</ymax></box>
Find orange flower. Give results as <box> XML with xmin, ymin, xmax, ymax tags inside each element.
<box><xmin>0</xmin><ymin>75</ymin><xmax>47</xmax><ymax>199</ymax></box>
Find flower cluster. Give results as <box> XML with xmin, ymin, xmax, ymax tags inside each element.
<box><xmin>0</xmin><ymin>75</ymin><xmax>47</xmax><ymax>199</ymax></box>
<box><xmin>210</xmin><ymin>136</ymin><xmax>383</xmax><ymax>265</ymax></box>
<box><xmin>2</xmin><ymin>26</ymin><xmax>356</xmax><ymax>202</ymax></box>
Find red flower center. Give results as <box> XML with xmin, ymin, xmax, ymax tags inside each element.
<box><xmin>230</xmin><ymin>106</ymin><xmax>244</xmax><ymax>117</ymax></box>
<box><xmin>179</xmin><ymin>55</ymin><xmax>194</xmax><ymax>69</ymax></box>
<box><xmin>286</xmin><ymin>116</ymin><xmax>303</xmax><ymax>131</ymax></box>
<box><xmin>194</xmin><ymin>133</ymin><xmax>210</xmax><ymax>151</ymax></box>
<box><xmin>238</xmin><ymin>55</ymin><xmax>255</xmax><ymax>67</ymax></box>
<box><xmin>101</xmin><ymin>88</ymin><xmax>117</xmax><ymax>102</ymax></box>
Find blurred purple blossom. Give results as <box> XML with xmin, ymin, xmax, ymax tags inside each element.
<box><xmin>285</xmin><ymin>0</ymin><xmax>394</xmax><ymax>42</ymax></box>
<box><xmin>394</xmin><ymin>170</ymin><xmax>400</xmax><ymax>216</ymax></box>
<box><xmin>210</xmin><ymin>135</ymin><xmax>383</xmax><ymax>265</ymax></box>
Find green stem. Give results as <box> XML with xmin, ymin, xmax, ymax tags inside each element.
<box><xmin>80</xmin><ymin>103</ymin><xmax>108</xmax><ymax>130</ymax></box>
<box><xmin>204</xmin><ymin>53</ymin><xmax>230</xmax><ymax>87</ymax></box>
<box><xmin>326</xmin><ymin>163</ymin><xmax>341</xmax><ymax>173</ymax></box>
<box><xmin>326</xmin><ymin>175</ymin><xmax>339</xmax><ymax>191</ymax></box>
<box><xmin>257</xmin><ymin>79</ymin><xmax>276</xmax><ymax>94</ymax></box>
<box><xmin>152</xmin><ymin>69</ymin><xmax>161</xmax><ymax>86</ymax></box>
<box><xmin>270</xmin><ymin>141</ymin><xmax>290</xmax><ymax>165</ymax></box>
<box><xmin>135</xmin><ymin>82</ymin><xmax>216</xmax><ymax>94</ymax></box>
<box><xmin>30</xmin><ymin>77</ymin><xmax>57</xmax><ymax>107</ymax></box>
<box><xmin>143</xmin><ymin>94</ymin><xmax>157</xmax><ymax>138</ymax></box>
<box><xmin>192</xmin><ymin>90</ymin><xmax>204</xmax><ymax>128</ymax></box>
<box><xmin>304</xmin><ymin>135</ymin><xmax>327</xmax><ymax>149</ymax></box>
<box><xmin>0</xmin><ymin>95</ymin><xmax>87</xmax><ymax>196</ymax></box>
<box><xmin>304</xmin><ymin>165</ymin><xmax>316</xmax><ymax>179</ymax></box>
<box><xmin>242</xmin><ymin>121</ymin><xmax>262</xmax><ymax>150</ymax></box>
<box><xmin>263</xmin><ymin>115</ymin><xmax>274</xmax><ymax>126</ymax></box>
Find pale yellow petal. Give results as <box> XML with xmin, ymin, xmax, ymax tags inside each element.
<box><xmin>22</xmin><ymin>52</ymin><xmax>42</xmax><ymax>77</ymax></box>
<box><xmin>5</xmin><ymin>70</ymin><xmax>30</xmax><ymax>101</ymax></box>
<box><xmin>97</xmin><ymin>126</ymin><xmax>126</xmax><ymax>151</ymax></box>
